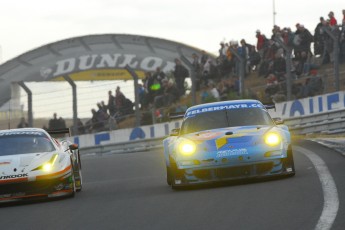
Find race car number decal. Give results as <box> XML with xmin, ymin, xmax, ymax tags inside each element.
<box><xmin>216</xmin><ymin>149</ymin><xmax>248</xmax><ymax>158</ymax></box>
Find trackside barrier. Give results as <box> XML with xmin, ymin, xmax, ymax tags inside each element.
<box><xmin>76</xmin><ymin>91</ymin><xmax>345</xmax><ymax>155</ymax></box>
<box><xmin>79</xmin><ymin>137</ymin><xmax>164</xmax><ymax>155</ymax></box>
<box><xmin>284</xmin><ymin>108</ymin><xmax>345</xmax><ymax>135</ymax></box>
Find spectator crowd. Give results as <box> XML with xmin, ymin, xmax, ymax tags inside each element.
<box><xmin>40</xmin><ymin>9</ymin><xmax>345</xmax><ymax>134</ymax></box>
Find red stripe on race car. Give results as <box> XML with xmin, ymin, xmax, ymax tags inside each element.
<box><xmin>0</xmin><ymin>177</ymin><xmax>28</xmax><ymax>184</ymax></box>
<box><xmin>36</xmin><ymin>165</ymin><xmax>72</xmax><ymax>180</ymax></box>
<box><xmin>51</xmin><ymin>189</ymin><xmax>73</xmax><ymax>195</ymax></box>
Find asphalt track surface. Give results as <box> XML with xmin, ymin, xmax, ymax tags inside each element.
<box><xmin>1</xmin><ymin>140</ymin><xmax>345</xmax><ymax>230</ymax></box>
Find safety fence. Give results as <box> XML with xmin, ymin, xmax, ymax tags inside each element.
<box><xmin>284</xmin><ymin>108</ymin><xmax>345</xmax><ymax>135</ymax></box>
<box><xmin>78</xmin><ymin>111</ymin><xmax>345</xmax><ymax>155</ymax></box>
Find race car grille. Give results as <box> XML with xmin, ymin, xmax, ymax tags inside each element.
<box><xmin>216</xmin><ymin>165</ymin><xmax>252</xmax><ymax>178</ymax></box>
<box><xmin>192</xmin><ymin>162</ymin><xmax>274</xmax><ymax>180</ymax></box>
<box><xmin>0</xmin><ymin>180</ymin><xmax>59</xmax><ymax>195</ymax></box>
<box><xmin>193</xmin><ymin>169</ymin><xmax>212</xmax><ymax>180</ymax></box>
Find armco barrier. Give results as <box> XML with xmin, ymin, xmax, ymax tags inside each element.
<box><xmin>284</xmin><ymin>108</ymin><xmax>345</xmax><ymax>135</ymax></box>
<box><xmin>78</xmin><ymin>109</ymin><xmax>345</xmax><ymax>155</ymax></box>
<box><xmin>75</xmin><ymin>91</ymin><xmax>345</xmax><ymax>155</ymax></box>
<box><xmin>79</xmin><ymin>137</ymin><xmax>164</xmax><ymax>155</ymax></box>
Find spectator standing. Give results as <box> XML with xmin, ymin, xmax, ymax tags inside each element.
<box><xmin>89</xmin><ymin>109</ymin><xmax>104</xmax><ymax>132</ymax></box>
<box><xmin>152</xmin><ymin>67</ymin><xmax>166</xmax><ymax>85</ymax></box>
<box><xmin>200</xmin><ymin>50</ymin><xmax>209</xmax><ymax>66</ymax></box>
<box><xmin>107</xmin><ymin>90</ymin><xmax>116</xmax><ymax>117</ymax></box>
<box><xmin>143</xmin><ymin>71</ymin><xmax>155</xmax><ymax>105</ymax></box>
<box><xmin>48</xmin><ymin>113</ymin><xmax>59</xmax><ymax>130</ymax></box>
<box><xmin>240</xmin><ymin>39</ymin><xmax>251</xmax><ymax>75</ymax></box>
<box><xmin>328</xmin><ymin>11</ymin><xmax>337</xmax><ymax>27</ymax></box>
<box><xmin>173</xmin><ymin>58</ymin><xmax>189</xmax><ymax>97</ymax></box>
<box><xmin>341</xmin><ymin>10</ymin><xmax>345</xmax><ymax>62</ymax></box>
<box><xmin>192</xmin><ymin>53</ymin><xmax>202</xmax><ymax>90</ymax></box>
<box><xmin>208</xmin><ymin>82</ymin><xmax>220</xmax><ymax>101</ymax></box>
<box><xmin>17</xmin><ymin>117</ymin><xmax>29</xmax><ymax>128</ymax></box>
<box><xmin>295</xmin><ymin>24</ymin><xmax>314</xmax><ymax>56</ymax></box>
<box><xmin>137</xmin><ymin>83</ymin><xmax>146</xmax><ymax>109</ymax></box>
<box><xmin>77</xmin><ymin>118</ymin><xmax>86</xmax><ymax>135</ymax></box>
<box><xmin>164</xmin><ymin>79</ymin><xmax>180</xmax><ymax>106</ymax></box>
<box><xmin>256</xmin><ymin>30</ymin><xmax>266</xmax><ymax>59</ymax></box>
<box><xmin>314</xmin><ymin>17</ymin><xmax>327</xmax><ymax>56</ymax></box>
<box><xmin>100</xmin><ymin>101</ymin><xmax>108</xmax><ymax>114</ymax></box>
<box><xmin>115</xmin><ymin>86</ymin><xmax>126</xmax><ymax>113</ymax></box>
<box><xmin>200</xmin><ymin>84</ymin><xmax>210</xmax><ymax>103</ymax></box>
<box><xmin>153</xmin><ymin>79</ymin><xmax>179</xmax><ymax>108</ymax></box>
<box><xmin>58</xmin><ymin>117</ymin><xmax>66</xmax><ymax>129</ymax></box>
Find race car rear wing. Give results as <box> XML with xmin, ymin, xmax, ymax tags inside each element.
<box><xmin>47</xmin><ymin>128</ymin><xmax>71</xmax><ymax>138</ymax></box>
<box><xmin>169</xmin><ymin>112</ymin><xmax>185</xmax><ymax>120</ymax></box>
<box><xmin>264</xmin><ymin>104</ymin><xmax>276</xmax><ymax>111</ymax></box>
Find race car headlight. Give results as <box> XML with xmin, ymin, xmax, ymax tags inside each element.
<box><xmin>42</xmin><ymin>162</ymin><xmax>54</xmax><ymax>172</ymax></box>
<box><xmin>33</xmin><ymin>154</ymin><xmax>58</xmax><ymax>172</ymax></box>
<box><xmin>264</xmin><ymin>133</ymin><xmax>281</xmax><ymax>146</ymax></box>
<box><xmin>178</xmin><ymin>139</ymin><xmax>196</xmax><ymax>156</ymax></box>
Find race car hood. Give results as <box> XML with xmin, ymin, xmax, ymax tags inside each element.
<box><xmin>0</xmin><ymin>152</ymin><xmax>58</xmax><ymax>176</ymax></box>
<box><xmin>180</xmin><ymin>125</ymin><xmax>279</xmax><ymax>152</ymax></box>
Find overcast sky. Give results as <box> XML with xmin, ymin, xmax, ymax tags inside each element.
<box><xmin>0</xmin><ymin>0</ymin><xmax>344</xmax><ymax>63</ymax></box>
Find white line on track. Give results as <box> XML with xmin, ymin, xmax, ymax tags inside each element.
<box><xmin>295</xmin><ymin>146</ymin><xmax>339</xmax><ymax>230</ymax></box>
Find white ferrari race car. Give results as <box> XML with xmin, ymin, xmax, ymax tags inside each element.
<box><xmin>0</xmin><ymin>128</ymin><xmax>82</xmax><ymax>203</ymax></box>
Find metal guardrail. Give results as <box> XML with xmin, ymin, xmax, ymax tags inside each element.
<box><xmin>284</xmin><ymin>108</ymin><xmax>345</xmax><ymax>135</ymax></box>
<box><xmin>79</xmin><ymin>137</ymin><xmax>164</xmax><ymax>155</ymax></box>
<box><xmin>78</xmin><ymin>108</ymin><xmax>345</xmax><ymax>155</ymax></box>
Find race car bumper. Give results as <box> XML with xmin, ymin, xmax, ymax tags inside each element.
<box><xmin>171</xmin><ymin>158</ymin><xmax>294</xmax><ymax>186</ymax></box>
<box><xmin>0</xmin><ymin>170</ymin><xmax>74</xmax><ymax>203</ymax></box>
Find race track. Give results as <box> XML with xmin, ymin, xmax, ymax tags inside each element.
<box><xmin>1</xmin><ymin>140</ymin><xmax>345</xmax><ymax>230</ymax></box>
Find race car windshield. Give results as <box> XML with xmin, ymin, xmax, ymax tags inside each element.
<box><xmin>0</xmin><ymin>135</ymin><xmax>56</xmax><ymax>156</ymax></box>
<box><xmin>181</xmin><ymin>108</ymin><xmax>274</xmax><ymax>134</ymax></box>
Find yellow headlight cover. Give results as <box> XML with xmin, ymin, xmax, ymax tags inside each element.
<box><xmin>42</xmin><ymin>163</ymin><xmax>53</xmax><ymax>172</ymax></box>
<box><xmin>265</xmin><ymin>133</ymin><xmax>281</xmax><ymax>146</ymax></box>
<box><xmin>178</xmin><ymin>139</ymin><xmax>196</xmax><ymax>156</ymax></box>
<box><xmin>41</xmin><ymin>154</ymin><xmax>58</xmax><ymax>172</ymax></box>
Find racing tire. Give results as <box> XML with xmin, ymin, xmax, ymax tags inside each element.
<box><xmin>75</xmin><ymin>169</ymin><xmax>83</xmax><ymax>192</ymax></box>
<box><xmin>169</xmin><ymin>157</ymin><xmax>180</xmax><ymax>190</ymax></box>
<box><xmin>72</xmin><ymin>155</ymin><xmax>83</xmax><ymax>192</ymax></box>
<box><xmin>166</xmin><ymin>166</ymin><xmax>172</xmax><ymax>186</ymax></box>
<box><xmin>284</xmin><ymin>148</ymin><xmax>295</xmax><ymax>177</ymax></box>
<box><xmin>69</xmin><ymin>160</ymin><xmax>77</xmax><ymax>197</ymax></box>
<box><xmin>77</xmin><ymin>150</ymin><xmax>82</xmax><ymax>170</ymax></box>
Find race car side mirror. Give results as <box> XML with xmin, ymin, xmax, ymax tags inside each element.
<box><xmin>273</xmin><ymin>117</ymin><xmax>284</xmax><ymax>125</ymax></box>
<box><xmin>69</xmin><ymin>143</ymin><xmax>79</xmax><ymax>150</ymax></box>
<box><xmin>170</xmin><ymin>128</ymin><xmax>180</xmax><ymax>136</ymax></box>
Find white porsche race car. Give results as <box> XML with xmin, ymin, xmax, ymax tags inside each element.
<box><xmin>0</xmin><ymin>128</ymin><xmax>82</xmax><ymax>203</ymax></box>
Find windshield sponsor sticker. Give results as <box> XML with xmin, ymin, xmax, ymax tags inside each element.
<box><xmin>186</xmin><ymin>103</ymin><xmax>263</xmax><ymax>117</ymax></box>
<box><xmin>216</xmin><ymin>149</ymin><xmax>248</xmax><ymax>158</ymax></box>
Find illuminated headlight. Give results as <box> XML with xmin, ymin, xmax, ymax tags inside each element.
<box><xmin>33</xmin><ymin>154</ymin><xmax>58</xmax><ymax>172</ymax></box>
<box><xmin>264</xmin><ymin>133</ymin><xmax>281</xmax><ymax>146</ymax></box>
<box><xmin>42</xmin><ymin>162</ymin><xmax>53</xmax><ymax>172</ymax></box>
<box><xmin>178</xmin><ymin>139</ymin><xmax>196</xmax><ymax>156</ymax></box>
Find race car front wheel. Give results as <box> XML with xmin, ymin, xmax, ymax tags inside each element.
<box><xmin>284</xmin><ymin>147</ymin><xmax>295</xmax><ymax>177</ymax></box>
<box><xmin>166</xmin><ymin>166</ymin><xmax>172</xmax><ymax>186</ymax></box>
<box><xmin>169</xmin><ymin>157</ymin><xmax>183</xmax><ymax>189</ymax></box>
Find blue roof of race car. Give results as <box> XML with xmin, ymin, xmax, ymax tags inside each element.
<box><xmin>185</xmin><ymin>100</ymin><xmax>264</xmax><ymax>118</ymax></box>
